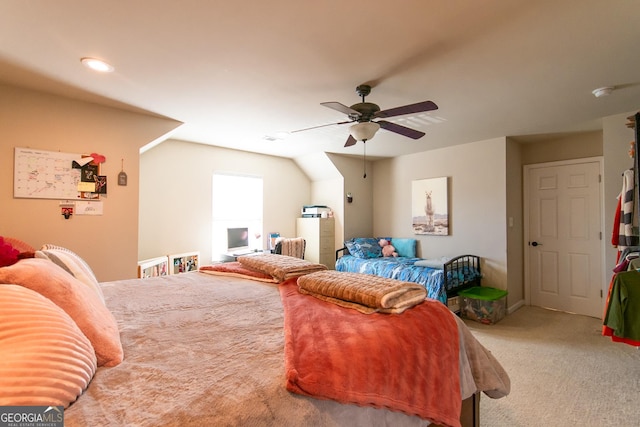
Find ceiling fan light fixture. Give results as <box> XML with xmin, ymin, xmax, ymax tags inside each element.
<box><xmin>81</xmin><ymin>57</ymin><xmax>114</xmax><ymax>73</ymax></box>
<box><xmin>349</xmin><ymin>122</ymin><xmax>380</xmax><ymax>142</ymax></box>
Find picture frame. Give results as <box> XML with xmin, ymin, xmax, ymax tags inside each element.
<box><xmin>137</xmin><ymin>256</ymin><xmax>169</xmax><ymax>278</ymax></box>
<box><xmin>168</xmin><ymin>251</ymin><xmax>200</xmax><ymax>274</ymax></box>
<box><xmin>412</xmin><ymin>177</ymin><xmax>449</xmax><ymax>235</ymax></box>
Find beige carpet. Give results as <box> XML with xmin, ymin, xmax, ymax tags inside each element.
<box><xmin>463</xmin><ymin>306</ymin><xmax>640</xmax><ymax>427</ymax></box>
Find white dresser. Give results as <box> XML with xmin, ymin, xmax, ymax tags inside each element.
<box><xmin>296</xmin><ymin>217</ymin><xmax>335</xmax><ymax>269</ymax></box>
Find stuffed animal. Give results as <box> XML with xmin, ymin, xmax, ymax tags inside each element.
<box><xmin>0</xmin><ymin>237</ymin><xmax>19</xmax><ymax>267</ymax></box>
<box><xmin>378</xmin><ymin>239</ymin><xmax>398</xmax><ymax>257</ymax></box>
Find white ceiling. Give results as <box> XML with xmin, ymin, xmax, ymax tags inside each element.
<box><xmin>1</xmin><ymin>0</ymin><xmax>638</xmax><ymax>159</ymax></box>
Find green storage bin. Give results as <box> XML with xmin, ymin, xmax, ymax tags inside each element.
<box><xmin>458</xmin><ymin>286</ymin><xmax>507</xmax><ymax>324</ymax></box>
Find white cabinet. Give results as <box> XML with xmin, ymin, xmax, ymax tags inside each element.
<box><xmin>296</xmin><ymin>217</ymin><xmax>335</xmax><ymax>269</ymax></box>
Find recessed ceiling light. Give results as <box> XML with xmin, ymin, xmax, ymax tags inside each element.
<box><xmin>80</xmin><ymin>57</ymin><xmax>114</xmax><ymax>73</ymax></box>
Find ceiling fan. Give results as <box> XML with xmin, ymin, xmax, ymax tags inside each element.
<box><xmin>294</xmin><ymin>84</ymin><xmax>439</xmax><ymax>147</ymax></box>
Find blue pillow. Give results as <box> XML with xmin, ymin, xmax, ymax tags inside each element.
<box><xmin>344</xmin><ymin>239</ymin><xmax>358</xmax><ymax>255</ymax></box>
<box><xmin>391</xmin><ymin>238</ymin><xmax>416</xmax><ymax>258</ymax></box>
<box><xmin>352</xmin><ymin>237</ymin><xmax>382</xmax><ymax>258</ymax></box>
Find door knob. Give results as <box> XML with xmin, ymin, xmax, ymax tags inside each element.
<box><xmin>530</xmin><ymin>241</ymin><xmax>542</xmax><ymax>247</ymax></box>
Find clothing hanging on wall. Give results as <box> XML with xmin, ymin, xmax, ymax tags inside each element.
<box><xmin>616</xmin><ymin>169</ymin><xmax>638</xmax><ymax>251</ymax></box>
<box><xmin>603</xmin><ymin>271</ymin><xmax>640</xmax><ymax>346</ymax></box>
<box><xmin>603</xmin><ymin>112</ymin><xmax>640</xmax><ymax>347</ymax></box>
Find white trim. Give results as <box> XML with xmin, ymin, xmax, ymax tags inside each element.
<box><xmin>508</xmin><ymin>299</ymin><xmax>526</xmax><ymax>314</ymax></box>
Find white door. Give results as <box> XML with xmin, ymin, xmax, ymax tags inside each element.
<box><xmin>525</xmin><ymin>159</ymin><xmax>604</xmax><ymax>318</ymax></box>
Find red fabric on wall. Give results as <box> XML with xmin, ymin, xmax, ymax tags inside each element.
<box><xmin>612</xmin><ymin>195</ymin><xmax>621</xmax><ymax>249</ymax></box>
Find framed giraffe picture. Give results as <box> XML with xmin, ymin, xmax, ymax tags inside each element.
<box><xmin>411</xmin><ymin>177</ymin><xmax>449</xmax><ymax>235</ymax></box>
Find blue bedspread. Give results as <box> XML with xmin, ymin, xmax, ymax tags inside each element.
<box><xmin>335</xmin><ymin>255</ymin><xmax>480</xmax><ymax>304</ymax></box>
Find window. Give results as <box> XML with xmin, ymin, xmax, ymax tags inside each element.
<box><xmin>212</xmin><ymin>173</ymin><xmax>263</xmax><ymax>257</ymax></box>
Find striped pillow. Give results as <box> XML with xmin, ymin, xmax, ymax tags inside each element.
<box><xmin>35</xmin><ymin>248</ymin><xmax>104</xmax><ymax>304</ymax></box>
<box><xmin>37</xmin><ymin>244</ymin><xmax>102</xmax><ymax>302</ymax></box>
<box><xmin>0</xmin><ymin>258</ymin><xmax>124</xmax><ymax>367</ymax></box>
<box><xmin>0</xmin><ymin>284</ymin><xmax>97</xmax><ymax>407</ymax></box>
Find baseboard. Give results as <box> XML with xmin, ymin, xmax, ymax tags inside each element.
<box><xmin>508</xmin><ymin>299</ymin><xmax>525</xmax><ymax>314</ymax></box>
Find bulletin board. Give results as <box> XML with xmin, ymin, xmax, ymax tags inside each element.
<box><xmin>13</xmin><ymin>147</ymin><xmax>82</xmax><ymax>200</ymax></box>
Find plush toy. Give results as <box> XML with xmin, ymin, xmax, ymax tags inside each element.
<box><xmin>0</xmin><ymin>237</ymin><xmax>19</xmax><ymax>267</ymax></box>
<box><xmin>378</xmin><ymin>239</ymin><xmax>398</xmax><ymax>257</ymax></box>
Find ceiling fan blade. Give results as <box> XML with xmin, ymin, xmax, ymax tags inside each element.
<box><xmin>375</xmin><ymin>101</ymin><xmax>438</xmax><ymax>119</ymax></box>
<box><xmin>321</xmin><ymin>102</ymin><xmax>362</xmax><ymax>117</ymax></box>
<box><xmin>377</xmin><ymin>120</ymin><xmax>425</xmax><ymax>140</ymax></box>
<box><xmin>290</xmin><ymin>120</ymin><xmax>352</xmax><ymax>134</ymax></box>
<box><xmin>344</xmin><ymin>135</ymin><xmax>357</xmax><ymax>147</ymax></box>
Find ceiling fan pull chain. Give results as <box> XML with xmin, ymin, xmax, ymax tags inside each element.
<box><xmin>363</xmin><ymin>141</ymin><xmax>367</xmax><ymax>178</ymax></box>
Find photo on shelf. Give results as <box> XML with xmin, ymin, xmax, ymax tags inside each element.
<box><xmin>137</xmin><ymin>256</ymin><xmax>169</xmax><ymax>279</ymax></box>
<box><xmin>168</xmin><ymin>252</ymin><xmax>200</xmax><ymax>274</ymax></box>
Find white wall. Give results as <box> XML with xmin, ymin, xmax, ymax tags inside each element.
<box><xmin>294</xmin><ymin>151</ymin><xmax>346</xmax><ymax>252</ymax></box>
<box><xmin>0</xmin><ymin>84</ymin><xmax>181</xmax><ymax>281</ymax></box>
<box><xmin>139</xmin><ymin>139</ymin><xmax>312</xmax><ymax>263</ymax></box>
<box><xmin>520</xmin><ymin>131</ymin><xmax>603</xmax><ymax>165</ymax></box>
<box><xmin>506</xmin><ymin>139</ymin><xmax>524</xmax><ymax>304</ymax></box>
<box><xmin>327</xmin><ymin>154</ymin><xmax>374</xmax><ymax>242</ymax></box>
<box><xmin>372</xmin><ymin>137</ymin><xmax>509</xmax><ymax>293</ymax></box>
<box><xmin>308</xmin><ymin>177</ymin><xmax>343</xmax><ymax>253</ymax></box>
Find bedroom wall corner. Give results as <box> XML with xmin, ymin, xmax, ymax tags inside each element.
<box><xmin>295</xmin><ymin>152</ymin><xmax>345</xmax><ymax>252</ymax></box>
<box><xmin>326</xmin><ymin>154</ymin><xmax>374</xmax><ymax>243</ymax></box>
<box><xmin>139</xmin><ymin>140</ymin><xmax>312</xmax><ymax>264</ymax></box>
<box><xmin>372</xmin><ymin>137</ymin><xmax>509</xmax><ymax>293</ymax></box>
<box><xmin>506</xmin><ymin>138</ymin><xmax>524</xmax><ymax>305</ymax></box>
<box><xmin>0</xmin><ymin>84</ymin><xmax>181</xmax><ymax>281</ymax></box>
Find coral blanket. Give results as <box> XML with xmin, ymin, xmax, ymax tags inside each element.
<box><xmin>279</xmin><ymin>280</ymin><xmax>462</xmax><ymax>427</ymax></box>
<box><xmin>297</xmin><ymin>270</ymin><xmax>427</xmax><ymax>314</ymax></box>
<box><xmin>199</xmin><ymin>262</ymin><xmax>279</xmax><ymax>283</ymax></box>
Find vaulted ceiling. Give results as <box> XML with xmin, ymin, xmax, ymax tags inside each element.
<box><xmin>1</xmin><ymin>1</ymin><xmax>638</xmax><ymax>159</ymax></box>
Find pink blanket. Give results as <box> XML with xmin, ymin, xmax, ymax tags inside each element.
<box><xmin>280</xmin><ymin>279</ymin><xmax>462</xmax><ymax>427</ymax></box>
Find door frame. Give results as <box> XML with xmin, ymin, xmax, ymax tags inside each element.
<box><xmin>523</xmin><ymin>156</ymin><xmax>606</xmax><ymax>315</ymax></box>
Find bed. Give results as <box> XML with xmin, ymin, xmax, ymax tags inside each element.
<box><xmin>0</xmin><ymin>242</ymin><xmax>509</xmax><ymax>427</ymax></box>
<box><xmin>335</xmin><ymin>238</ymin><xmax>481</xmax><ymax>309</ymax></box>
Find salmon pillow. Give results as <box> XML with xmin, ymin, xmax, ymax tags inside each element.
<box><xmin>0</xmin><ymin>285</ymin><xmax>97</xmax><ymax>407</ymax></box>
<box><xmin>0</xmin><ymin>258</ymin><xmax>123</xmax><ymax>367</ymax></box>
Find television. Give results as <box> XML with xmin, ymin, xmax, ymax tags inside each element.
<box><xmin>227</xmin><ymin>227</ymin><xmax>250</xmax><ymax>254</ymax></box>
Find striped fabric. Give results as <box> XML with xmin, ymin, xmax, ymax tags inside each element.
<box><xmin>275</xmin><ymin>237</ymin><xmax>306</xmax><ymax>259</ymax></box>
<box><xmin>35</xmin><ymin>248</ymin><xmax>104</xmax><ymax>304</ymax></box>
<box><xmin>618</xmin><ymin>169</ymin><xmax>639</xmax><ymax>250</ymax></box>
<box><xmin>0</xmin><ymin>285</ymin><xmax>97</xmax><ymax>407</ymax></box>
<box><xmin>0</xmin><ymin>258</ymin><xmax>124</xmax><ymax>367</ymax></box>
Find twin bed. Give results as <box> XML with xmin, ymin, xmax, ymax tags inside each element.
<box><xmin>335</xmin><ymin>238</ymin><xmax>481</xmax><ymax>310</ymax></box>
<box><xmin>0</xmin><ymin>242</ymin><xmax>509</xmax><ymax>427</ymax></box>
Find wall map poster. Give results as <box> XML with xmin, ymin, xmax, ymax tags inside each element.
<box><xmin>14</xmin><ymin>147</ymin><xmax>82</xmax><ymax>199</ymax></box>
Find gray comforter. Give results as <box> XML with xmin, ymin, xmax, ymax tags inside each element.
<box><xmin>64</xmin><ymin>272</ymin><xmax>508</xmax><ymax>426</ymax></box>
